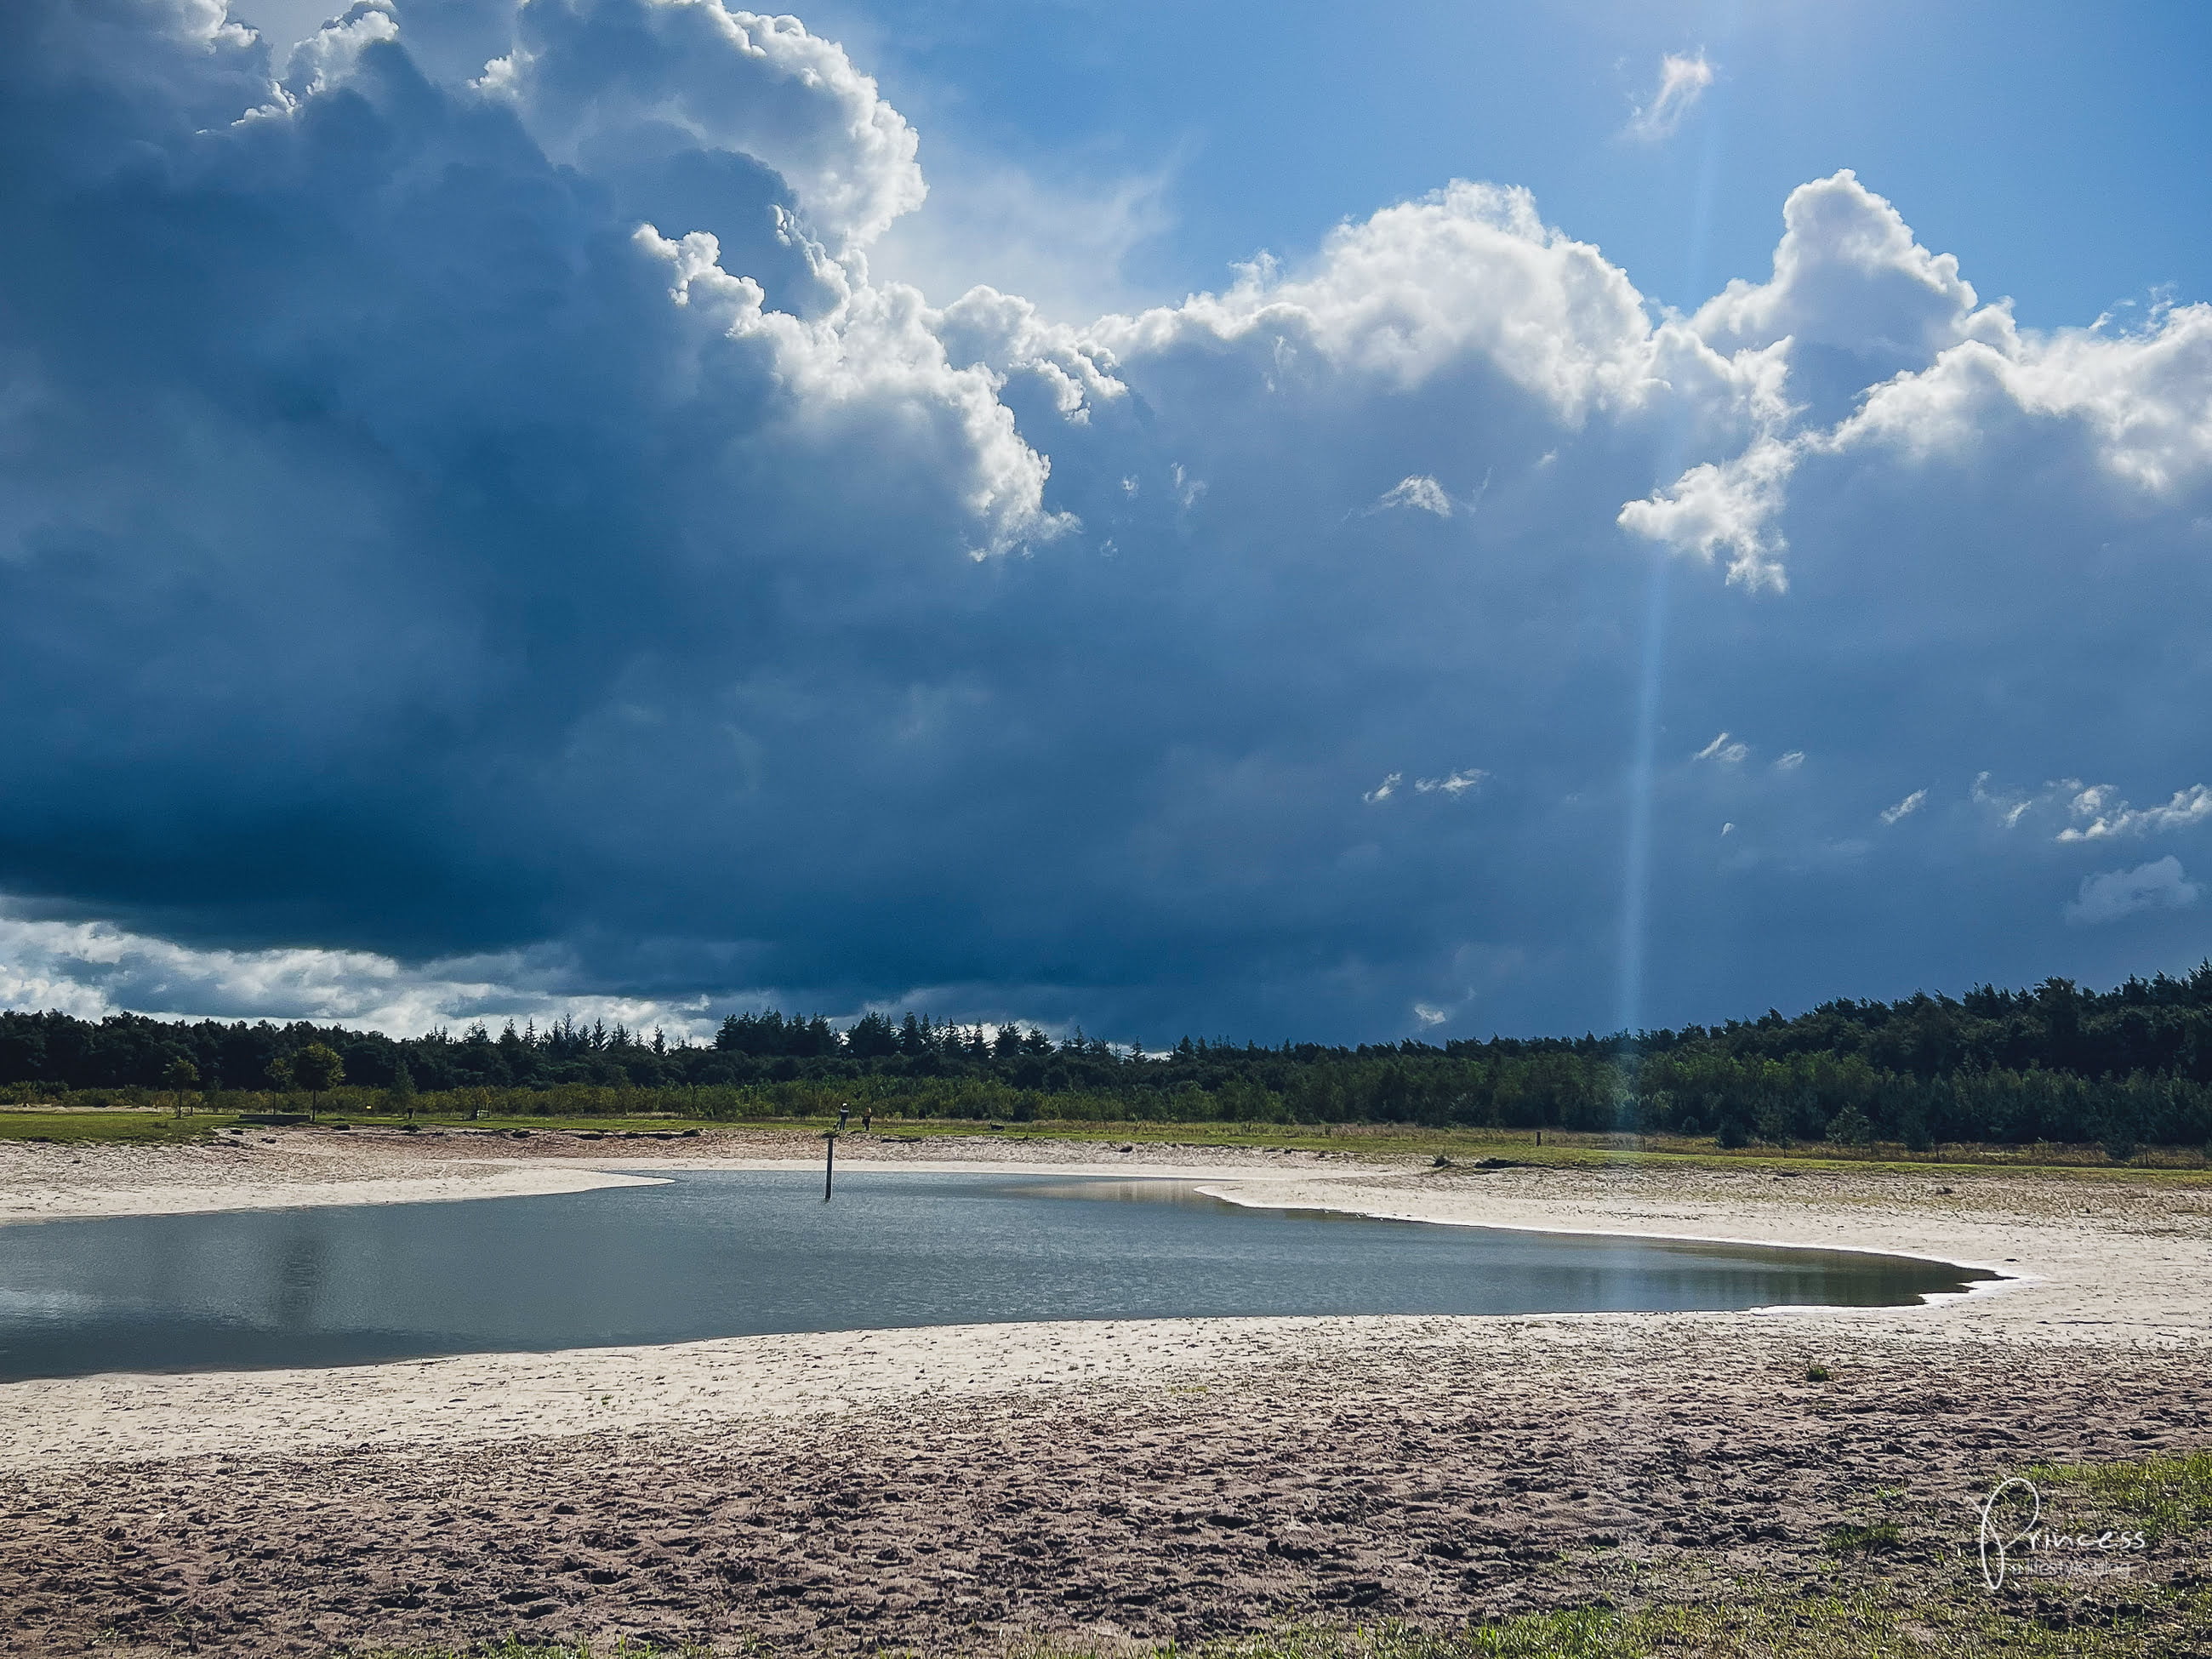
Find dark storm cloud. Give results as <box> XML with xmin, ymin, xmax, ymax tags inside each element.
<box><xmin>3</xmin><ymin>0</ymin><xmax>2210</xmax><ymax>1040</ymax></box>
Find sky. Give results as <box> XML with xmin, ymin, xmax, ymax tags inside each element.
<box><xmin>2</xmin><ymin>0</ymin><xmax>2209</xmax><ymax>1044</ymax></box>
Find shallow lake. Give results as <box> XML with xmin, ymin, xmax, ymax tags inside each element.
<box><xmin>0</xmin><ymin>1171</ymin><xmax>1993</xmax><ymax>1382</ymax></box>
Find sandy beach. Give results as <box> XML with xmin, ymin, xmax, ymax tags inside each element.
<box><xmin>1</xmin><ymin>1128</ymin><xmax>2207</xmax><ymax>1654</ymax></box>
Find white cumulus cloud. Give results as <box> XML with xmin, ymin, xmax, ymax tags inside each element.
<box><xmin>1621</xmin><ymin>172</ymin><xmax>2212</xmax><ymax>590</ymax></box>
<box><xmin>2056</xmin><ymin>783</ymin><xmax>2212</xmax><ymax>841</ymax></box>
<box><xmin>2065</xmin><ymin>857</ymin><xmax>2203</xmax><ymax>925</ymax></box>
<box><xmin>1083</xmin><ymin>180</ymin><xmax>1756</xmax><ymax>423</ymax></box>
<box><xmin>1694</xmin><ymin>171</ymin><xmax>2010</xmax><ymax>370</ymax></box>
<box><xmin>1619</xmin><ymin>436</ymin><xmax>1797</xmax><ymax>591</ymax></box>
<box><xmin>1880</xmin><ymin>790</ymin><xmax>1929</xmax><ymax>825</ymax></box>
<box><xmin>482</xmin><ymin>0</ymin><xmax>926</xmax><ymax>255</ymax></box>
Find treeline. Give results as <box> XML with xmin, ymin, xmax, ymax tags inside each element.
<box><xmin>8</xmin><ymin>966</ymin><xmax>2212</xmax><ymax>1152</ymax></box>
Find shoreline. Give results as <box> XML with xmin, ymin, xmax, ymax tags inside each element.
<box><xmin>1188</xmin><ymin>1177</ymin><xmax>2030</xmax><ymax>1288</ymax></box>
<box><xmin>0</xmin><ymin>1143</ymin><xmax>2040</xmax><ymax>1306</ymax></box>
<box><xmin>0</xmin><ymin>1132</ymin><xmax>2204</xmax><ymax>1474</ymax></box>
<box><xmin>6</xmin><ymin>1134</ymin><xmax>2204</xmax><ymax>1297</ymax></box>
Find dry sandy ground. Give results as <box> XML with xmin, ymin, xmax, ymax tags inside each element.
<box><xmin>0</xmin><ymin>1129</ymin><xmax>2208</xmax><ymax>1654</ymax></box>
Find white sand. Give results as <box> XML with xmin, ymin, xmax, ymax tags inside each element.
<box><xmin>0</xmin><ymin>1132</ymin><xmax>664</xmax><ymax>1225</ymax></box>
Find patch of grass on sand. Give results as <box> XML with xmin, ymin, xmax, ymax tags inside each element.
<box><xmin>402</xmin><ymin>1118</ymin><xmax>708</xmax><ymax>1136</ymax></box>
<box><xmin>1821</xmin><ymin>1519</ymin><xmax>1903</xmax><ymax>1554</ymax></box>
<box><xmin>737</xmin><ymin>1118</ymin><xmax>2212</xmax><ymax>1180</ymax></box>
<box><xmin>0</xmin><ymin>1109</ymin><xmax>225</xmax><ymax>1144</ymax></box>
<box><xmin>1090</xmin><ymin>1593</ymin><xmax>2209</xmax><ymax>1658</ymax></box>
<box><xmin>353</xmin><ymin>1588</ymin><xmax>2212</xmax><ymax>1659</ymax></box>
<box><xmin>2029</xmin><ymin>1448</ymin><xmax>2212</xmax><ymax>1541</ymax></box>
<box><xmin>11</xmin><ymin>1099</ymin><xmax>2208</xmax><ymax>1178</ymax></box>
<box><xmin>1632</xmin><ymin>1585</ymin><xmax>2211</xmax><ymax>1656</ymax></box>
<box><xmin>1198</xmin><ymin>1612</ymin><xmax>1644</xmax><ymax>1659</ymax></box>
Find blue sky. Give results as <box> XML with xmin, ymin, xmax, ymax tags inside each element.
<box><xmin>819</xmin><ymin>0</ymin><xmax>2212</xmax><ymax>325</ymax></box>
<box><xmin>2</xmin><ymin>0</ymin><xmax>2209</xmax><ymax>1042</ymax></box>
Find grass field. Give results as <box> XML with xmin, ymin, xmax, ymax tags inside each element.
<box><xmin>0</xmin><ymin>1108</ymin><xmax>230</xmax><ymax>1145</ymax></box>
<box><xmin>3</xmin><ymin>1103</ymin><xmax>2210</xmax><ymax>1180</ymax></box>
<box><xmin>358</xmin><ymin>1585</ymin><xmax>2212</xmax><ymax>1658</ymax></box>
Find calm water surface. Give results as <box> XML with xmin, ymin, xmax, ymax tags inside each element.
<box><xmin>0</xmin><ymin>1172</ymin><xmax>1992</xmax><ymax>1382</ymax></box>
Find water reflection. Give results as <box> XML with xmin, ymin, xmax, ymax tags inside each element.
<box><xmin>274</xmin><ymin>1225</ymin><xmax>330</xmax><ymax>1331</ymax></box>
<box><xmin>0</xmin><ymin>1172</ymin><xmax>1996</xmax><ymax>1382</ymax></box>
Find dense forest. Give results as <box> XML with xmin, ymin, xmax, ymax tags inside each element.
<box><xmin>8</xmin><ymin>967</ymin><xmax>2212</xmax><ymax>1152</ymax></box>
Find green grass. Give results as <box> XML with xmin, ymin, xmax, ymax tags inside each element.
<box><xmin>366</xmin><ymin>1116</ymin><xmax>705</xmax><ymax>1136</ymax></box>
<box><xmin>0</xmin><ymin>1109</ymin><xmax>708</xmax><ymax>1144</ymax></box>
<box><xmin>1629</xmin><ymin>1587</ymin><xmax>2210</xmax><ymax>1656</ymax></box>
<box><xmin>9</xmin><ymin>1103</ymin><xmax>2210</xmax><ymax>1181</ymax></box>
<box><xmin>351</xmin><ymin>1591</ymin><xmax>2212</xmax><ymax>1659</ymax></box>
<box><xmin>1821</xmin><ymin>1520</ymin><xmax>1902</xmax><ymax>1554</ymax></box>
<box><xmin>2030</xmin><ymin>1449</ymin><xmax>2212</xmax><ymax>1542</ymax></box>
<box><xmin>1204</xmin><ymin>1614</ymin><xmax>1645</xmax><ymax>1659</ymax></box>
<box><xmin>0</xmin><ymin>1109</ymin><xmax>225</xmax><ymax>1145</ymax></box>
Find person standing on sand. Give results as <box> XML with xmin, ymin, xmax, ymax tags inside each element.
<box><xmin>862</xmin><ymin>1109</ymin><xmax>873</xmax><ymax>1132</ymax></box>
<box><xmin>837</xmin><ymin>1103</ymin><xmax>850</xmax><ymax>1132</ymax></box>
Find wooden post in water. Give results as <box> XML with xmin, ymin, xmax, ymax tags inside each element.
<box><xmin>823</xmin><ymin>1130</ymin><xmax>836</xmax><ymax>1201</ymax></box>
